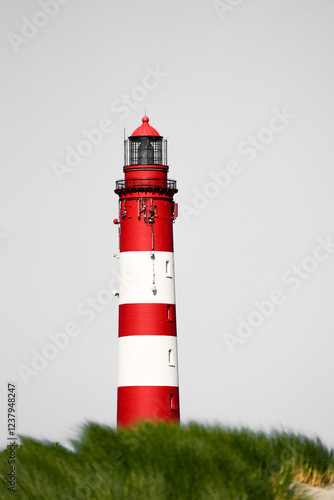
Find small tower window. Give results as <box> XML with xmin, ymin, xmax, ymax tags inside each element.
<box><xmin>166</xmin><ymin>260</ymin><xmax>172</xmax><ymax>278</ymax></box>
<box><xmin>167</xmin><ymin>305</ymin><xmax>173</xmax><ymax>322</ymax></box>
<box><xmin>170</xmin><ymin>393</ymin><xmax>175</xmax><ymax>410</ymax></box>
<box><xmin>168</xmin><ymin>349</ymin><xmax>174</xmax><ymax>366</ymax></box>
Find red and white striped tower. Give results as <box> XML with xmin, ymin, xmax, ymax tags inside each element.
<box><xmin>114</xmin><ymin>116</ymin><xmax>180</xmax><ymax>428</ymax></box>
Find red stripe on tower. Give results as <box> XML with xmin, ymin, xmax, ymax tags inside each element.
<box><xmin>114</xmin><ymin>116</ymin><xmax>180</xmax><ymax>428</ymax></box>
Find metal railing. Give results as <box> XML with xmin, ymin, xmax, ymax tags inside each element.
<box><xmin>115</xmin><ymin>179</ymin><xmax>177</xmax><ymax>191</ymax></box>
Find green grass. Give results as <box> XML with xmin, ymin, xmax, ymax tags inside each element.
<box><xmin>1</xmin><ymin>423</ymin><xmax>333</xmax><ymax>499</ymax></box>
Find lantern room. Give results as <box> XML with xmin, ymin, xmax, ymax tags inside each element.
<box><xmin>124</xmin><ymin>116</ymin><xmax>168</xmax><ymax>167</ymax></box>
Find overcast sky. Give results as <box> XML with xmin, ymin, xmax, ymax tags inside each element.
<box><xmin>1</xmin><ymin>0</ymin><xmax>334</xmax><ymax>451</ymax></box>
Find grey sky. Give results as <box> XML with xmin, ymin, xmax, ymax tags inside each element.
<box><xmin>1</xmin><ymin>0</ymin><xmax>334</xmax><ymax>450</ymax></box>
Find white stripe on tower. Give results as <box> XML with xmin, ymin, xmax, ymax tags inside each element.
<box><xmin>118</xmin><ymin>251</ymin><xmax>176</xmax><ymax>304</ymax></box>
<box><xmin>118</xmin><ymin>336</ymin><xmax>179</xmax><ymax>387</ymax></box>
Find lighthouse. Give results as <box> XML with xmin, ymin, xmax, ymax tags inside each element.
<box><xmin>114</xmin><ymin>116</ymin><xmax>180</xmax><ymax>428</ymax></box>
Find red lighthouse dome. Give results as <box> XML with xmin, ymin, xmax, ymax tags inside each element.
<box><xmin>114</xmin><ymin>116</ymin><xmax>180</xmax><ymax>428</ymax></box>
<box><xmin>131</xmin><ymin>116</ymin><xmax>161</xmax><ymax>137</ymax></box>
